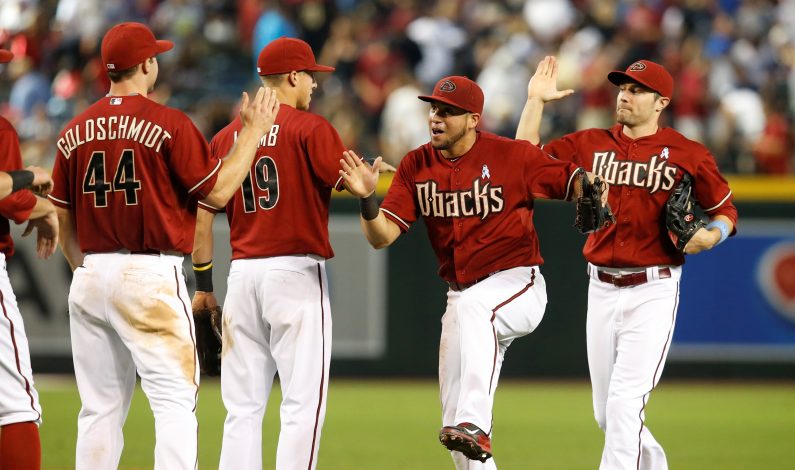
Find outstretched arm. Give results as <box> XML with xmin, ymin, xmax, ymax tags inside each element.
<box><xmin>339</xmin><ymin>150</ymin><xmax>401</xmax><ymax>249</ymax></box>
<box><xmin>516</xmin><ymin>56</ymin><xmax>574</xmax><ymax>144</ymax></box>
<box><xmin>191</xmin><ymin>207</ymin><xmax>219</xmax><ymax>310</ymax></box>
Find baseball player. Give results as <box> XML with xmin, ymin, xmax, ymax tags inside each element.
<box><xmin>516</xmin><ymin>56</ymin><xmax>738</xmax><ymax>469</ymax></box>
<box><xmin>190</xmin><ymin>37</ymin><xmax>343</xmax><ymax>470</ymax></box>
<box><xmin>340</xmin><ymin>75</ymin><xmax>602</xmax><ymax>469</ymax></box>
<box><xmin>48</xmin><ymin>22</ymin><xmax>278</xmax><ymax>470</ymax></box>
<box><xmin>0</xmin><ymin>47</ymin><xmax>58</xmax><ymax>470</ymax></box>
<box><xmin>0</xmin><ymin>167</ymin><xmax>52</xmax><ymax>200</ymax></box>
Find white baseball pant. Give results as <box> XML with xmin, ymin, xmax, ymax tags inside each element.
<box><xmin>586</xmin><ymin>263</ymin><xmax>682</xmax><ymax>470</ymax></box>
<box><xmin>68</xmin><ymin>252</ymin><xmax>199</xmax><ymax>470</ymax></box>
<box><xmin>0</xmin><ymin>253</ymin><xmax>41</xmax><ymax>427</ymax></box>
<box><xmin>440</xmin><ymin>266</ymin><xmax>547</xmax><ymax>470</ymax></box>
<box><xmin>219</xmin><ymin>255</ymin><xmax>331</xmax><ymax>470</ymax></box>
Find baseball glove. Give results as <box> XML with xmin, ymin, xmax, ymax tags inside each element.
<box><xmin>193</xmin><ymin>306</ymin><xmax>223</xmax><ymax>376</ymax></box>
<box><xmin>575</xmin><ymin>173</ymin><xmax>615</xmax><ymax>233</ymax></box>
<box><xmin>665</xmin><ymin>173</ymin><xmax>706</xmax><ymax>252</ymax></box>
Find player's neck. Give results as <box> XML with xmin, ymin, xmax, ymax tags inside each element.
<box><xmin>274</xmin><ymin>88</ymin><xmax>298</xmax><ymax>108</ymax></box>
<box><xmin>108</xmin><ymin>76</ymin><xmax>150</xmax><ymax>98</ymax></box>
<box><xmin>441</xmin><ymin>130</ymin><xmax>478</xmax><ymax>159</ymax></box>
<box><xmin>621</xmin><ymin>121</ymin><xmax>659</xmax><ymax>140</ymax></box>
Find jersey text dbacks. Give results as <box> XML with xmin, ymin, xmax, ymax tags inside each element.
<box><xmin>542</xmin><ymin>124</ymin><xmax>738</xmax><ymax>267</ymax></box>
<box><xmin>381</xmin><ymin>132</ymin><xmax>580</xmax><ymax>284</ymax></box>
<box><xmin>415</xmin><ymin>178</ymin><xmax>504</xmax><ymax>220</ymax></box>
<box><xmin>203</xmin><ymin>105</ymin><xmax>346</xmax><ymax>260</ymax></box>
<box><xmin>48</xmin><ymin>94</ymin><xmax>221</xmax><ymax>254</ymax></box>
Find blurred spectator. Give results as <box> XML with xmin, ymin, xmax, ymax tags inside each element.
<box><xmin>406</xmin><ymin>0</ymin><xmax>466</xmax><ymax>87</ymax></box>
<box><xmin>0</xmin><ymin>0</ymin><xmax>794</xmax><ymax>174</ymax></box>
<box><xmin>378</xmin><ymin>69</ymin><xmax>427</xmax><ymax>166</ymax></box>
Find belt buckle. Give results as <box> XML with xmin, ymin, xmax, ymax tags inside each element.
<box><xmin>609</xmin><ymin>272</ymin><xmax>624</xmax><ymax>286</ymax></box>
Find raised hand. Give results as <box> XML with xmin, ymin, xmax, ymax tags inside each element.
<box><xmin>528</xmin><ymin>56</ymin><xmax>574</xmax><ymax>103</ymax></box>
<box><xmin>339</xmin><ymin>150</ymin><xmax>380</xmax><ymax>198</ymax></box>
<box><xmin>240</xmin><ymin>86</ymin><xmax>280</xmax><ymax>135</ymax></box>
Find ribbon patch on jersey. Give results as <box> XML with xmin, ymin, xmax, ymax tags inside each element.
<box><xmin>661</xmin><ymin>147</ymin><xmax>669</xmax><ymax>159</ymax></box>
<box><xmin>481</xmin><ymin>164</ymin><xmax>490</xmax><ymax>180</ymax></box>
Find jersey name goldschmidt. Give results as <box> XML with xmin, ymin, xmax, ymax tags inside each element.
<box><xmin>49</xmin><ymin>94</ymin><xmax>221</xmax><ymax>254</ymax></box>
<box><xmin>381</xmin><ymin>131</ymin><xmax>580</xmax><ymax>284</ymax></box>
<box><xmin>203</xmin><ymin>105</ymin><xmax>346</xmax><ymax>260</ymax></box>
<box><xmin>541</xmin><ymin>124</ymin><xmax>738</xmax><ymax>267</ymax></box>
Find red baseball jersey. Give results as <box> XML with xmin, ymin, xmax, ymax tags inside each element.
<box><xmin>0</xmin><ymin>117</ymin><xmax>37</xmax><ymax>256</ymax></box>
<box><xmin>541</xmin><ymin>124</ymin><xmax>738</xmax><ymax>267</ymax></box>
<box><xmin>49</xmin><ymin>94</ymin><xmax>221</xmax><ymax>254</ymax></box>
<box><xmin>201</xmin><ymin>105</ymin><xmax>346</xmax><ymax>260</ymax></box>
<box><xmin>381</xmin><ymin>131</ymin><xmax>581</xmax><ymax>284</ymax></box>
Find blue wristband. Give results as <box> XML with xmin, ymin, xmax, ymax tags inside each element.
<box><xmin>706</xmin><ymin>220</ymin><xmax>730</xmax><ymax>245</ymax></box>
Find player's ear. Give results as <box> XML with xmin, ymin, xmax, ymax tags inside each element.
<box><xmin>287</xmin><ymin>70</ymin><xmax>300</xmax><ymax>87</ymax></box>
<box><xmin>141</xmin><ymin>58</ymin><xmax>154</xmax><ymax>74</ymax></box>
<box><xmin>656</xmin><ymin>96</ymin><xmax>670</xmax><ymax>113</ymax></box>
<box><xmin>468</xmin><ymin>112</ymin><xmax>481</xmax><ymax>129</ymax></box>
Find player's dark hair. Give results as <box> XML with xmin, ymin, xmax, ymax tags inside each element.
<box><xmin>107</xmin><ymin>64</ymin><xmax>139</xmax><ymax>83</ymax></box>
<box><xmin>260</xmin><ymin>73</ymin><xmax>288</xmax><ymax>87</ymax></box>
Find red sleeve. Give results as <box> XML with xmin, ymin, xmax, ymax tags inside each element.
<box><xmin>379</xmin><ymin>154</ymin><xmax>418</xmax><ymax>232</ymax></box>
<box><xmin>539</xmin><ymin>134</ymin><xmax>580</xmax><ymax>164</ymax></box>
<box><xmin>167</xmin><ymin>112</ymin><xmax>222</xmax><ymax>199</ymax></box>
<box><xmin>523</xmin><ymin>143</ymin><xmax>581</xmax><ymax>200</ymax></box>
<box><xmin>693</xmin><ymin>148</ymin><xmax>738</xmax><ymax>230</ymax></box>
<box><xmin>0</xmin><ymin>128</ymin><xmax>36</xmax><ymax>222</ymax></box>
<box><xmin>304</xmin><ymin>118</ymin><xmax>347</xmax><ymax>191</ymax></box>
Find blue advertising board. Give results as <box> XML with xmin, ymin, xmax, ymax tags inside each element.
<box><xmin>671</xmin><ymin>220</ymin><xmax>795</xmax><ymax>362</ymax></box>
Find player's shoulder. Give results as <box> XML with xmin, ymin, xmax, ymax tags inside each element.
<box><xmin>288</xmin><ymin>106</ymin><xmax>334</xmax><ymax>131</ymax></box>
<box><xmin>0</xmin><ymin>115</ymin><xmax>13</xmax><ymax>132</ymax></box>
<box><xmin>658</xmin><ymin>127</ymin><xmax>707</xmax><ymax>148</ymax></box>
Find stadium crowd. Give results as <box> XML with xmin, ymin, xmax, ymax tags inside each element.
<box><xmin>1</xmin><ymin>0</ymin><xmax>793</xmax><ymax>174</ymax></box>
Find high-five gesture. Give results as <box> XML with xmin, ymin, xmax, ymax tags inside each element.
<box><xmin>240</xmin><ymin>86</ymin><xmax>280</xmax><ymax>134</ymax></box>
<box><xmin>339</xmin><ymin>150</ymin><xmax>380</xmax><ymax>198</ymax></box>
<box><xmin>527</xmin><ymin>56</ymin><xmax>574</xmax><ymax>103</ymax></box>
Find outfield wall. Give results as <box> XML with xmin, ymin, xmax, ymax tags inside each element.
<box><xmin>14</xmin><ymin>177</ymin><xmax>795</xmax><ymax>377</ymax></box>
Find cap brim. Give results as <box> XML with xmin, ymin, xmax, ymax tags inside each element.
<box><xmin>155</xmin><ymin>40</ymin><xmax>174</xmax><ymax>55</ymax></box>
<box><xmin>305</xmin><ymin>64</ymin><xmax>335</xmax><ymax>73</ymax></box>
<box><xmin>0</xmin><ymin>49</ymin><xmax>13</xmax><ymax>63</ymax></box>
<box><xmin>607</xmin><ymin>71</ymin><xmax>660</xmax><ymax>95</ymax></box>
<box><xmin>417</xmin><ymin>95</ymin><xmax>477</xmax><ymax>114</ymax></box>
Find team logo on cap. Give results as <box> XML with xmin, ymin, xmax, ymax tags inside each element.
<box><xmin>629</xmin><ymin>62</ymin><xmax>646</xmax><ymax>71</ymax></box>
<box><xmin>439</xmin><ymin>80</ymin><xmax>456</xmax><ymax>92</ymax></box>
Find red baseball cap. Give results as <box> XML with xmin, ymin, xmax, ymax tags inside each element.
<box><xmin>101</xmin><ymin>22</ymin><xmax>173</xmax><ymax>71</ymax></box>
<box><xmin>0</xmin><ymin>49</ymin><xmax>12</xmax><ymax>63</ymax></box>
<box><xmin>608</xmin><ymin>60</ymin><xmax>674</xmax><ymax>99</ymax></box>
<box><xmin>257</xmin><ymin>37</ymin><xmax>335</xmax><ymax>76</ymax></box>
<box><xmin>418</xmin><ymin>76</ymin><xmax>484</xmax><ymax>114</ymax></box>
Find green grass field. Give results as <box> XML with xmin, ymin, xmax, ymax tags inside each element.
<box><xmin>38</xmin><ymin>377</ymin><xmax>795</xmax><ymax>469</ymax></box>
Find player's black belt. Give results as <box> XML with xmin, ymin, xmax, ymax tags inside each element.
<box><xmin>596</xmin><ymin>267</ymin><xmax>671</xmax><ymax>288</ymax></box>
<box><xmin>447</xmin><ymin>269</ymin><xmax>512</xmax><ymax>292</ymax></box>
<box><xmin>447</xmin><ymin>278</ymin><xmax>489</xmax><ymax>292</ymax></box>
